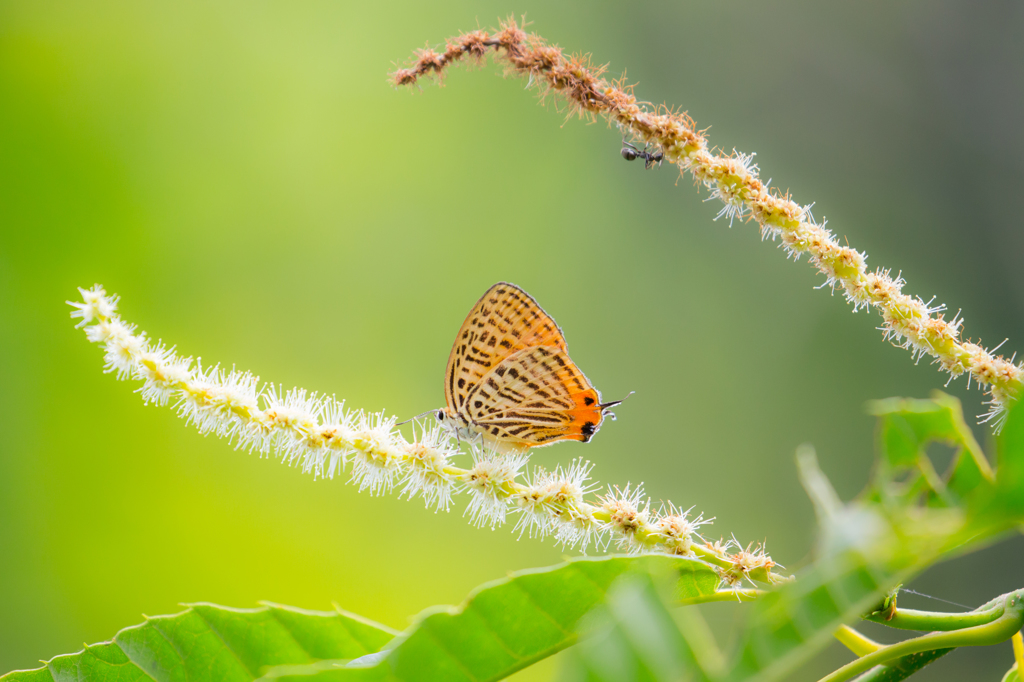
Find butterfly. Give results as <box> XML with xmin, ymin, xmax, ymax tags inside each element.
<box><xmin>434</xmin><ymin>282</ymin><xmax>621</xmax><ymax>454</ymax></box>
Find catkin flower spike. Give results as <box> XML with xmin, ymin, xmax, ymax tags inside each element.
<box><xmin>69</xmin><ymin>285</ymin><xmax>785</xmax><ymax>588</ymax></box>
<box><xmin>392</xmin><ymin>18</ymin><xmax>1024</xmax><ymax>428</ymax></box>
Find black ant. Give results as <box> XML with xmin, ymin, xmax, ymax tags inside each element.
<box><xmin>620</xmin><ymin>139</ymin><xmax>664</xmax><ymax>169</ymax></box>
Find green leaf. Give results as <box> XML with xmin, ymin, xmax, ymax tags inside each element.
<box><xmin>260</xmin><ymin>555</ymin><xmax>721</xmax><ymax>682</ymax></box>
<box><xmin>0</xmin><ymin>603</ymin><xmax>398</xmax><ymax>682</ymax></box>
<box><xmin>563</xmin><ymin>572</ymin><xmax>720</xmax><ymax>682</ymax></box>
<box><xmin>1</xmin><ymin>556</ymin><xmax>720</xmax><ymax>682</ymax></box>
<box><xmin>997</xmin><ymin>394</ymin><xmax>1024</xmax><ymax>516</ymax></box>
<box><xmin>1002</xmin><ymin>663</ymin><xmax>1021</xmax><ymax>682</ymax></box>
<box><xmin>866</xmin><ymin>392</ymin><xmax>993</xmax><ymax>507</ymax></box>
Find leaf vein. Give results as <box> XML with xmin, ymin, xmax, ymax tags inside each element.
<box><xmin>506</xmin><ymin>581</ymin><xmax>571</xmax><ymax>636</ymax></box>
<box><xmin>416</xmin><ymin>625</ymin><xmax>482</xmax><ymax>682</ymax></box>
<box><xmin>120</xmin><ymin>619</ymin><xmax>185</xmax><ymax>682</ymax></box>
<box><xmin>189</xmin><ymin>607</ymin><xmax>258</xmax><ymax>678</ymax></box>
<box><xmin>263</xmin><ymin>608</ymin><xmax>316</xmax><ymax>661</ymax></box>
<box><xmin>329</xmin><ymin>608</ymin><xmax>374</xmax><ymax>655</ymax></box>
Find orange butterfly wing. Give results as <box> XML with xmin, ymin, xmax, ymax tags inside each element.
<box><xmin>463</xmin><ymin>345</ymin><xmax>608</xmax><ymax>448</ymax></box>
<box><xmin>444</xmin><ymin>282</ymin><xmax>567</xmax><ymax>414</ymax></box>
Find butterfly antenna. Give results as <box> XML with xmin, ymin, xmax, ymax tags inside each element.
<box><xmin>598</xmin><ymin>391</ymin><xmax>634</xmax><ymax>421</ymax></box>
<box><xmin>599</xmin><ymin>390</ymin><xmax>635</xmax><ymax>410</ymax></box>
<box><xmin>396</xmin><ymin>408</ymin><xmax>439</xmax><ymax>427</ymax></box>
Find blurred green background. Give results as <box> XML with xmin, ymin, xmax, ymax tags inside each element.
<box><xmin>1</xmin><ymin>1</ymin><xmax>1022</xmax><ymax>679</ymax></box>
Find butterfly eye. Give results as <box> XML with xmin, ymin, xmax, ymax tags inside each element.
<box><xmin>435</xmin><ymin>409</ymin><xmax>446</xmax><ymax>422</ymax></box>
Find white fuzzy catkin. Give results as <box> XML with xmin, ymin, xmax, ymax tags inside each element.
<box><xmin>69</xmin><ymin>285</ymin><xmax>783</xmax><ymax>588</ymax></box>
<box><xmin>393</xmin><ymin>20</ymin><xmax>1023</xmax><ymax>428</ymax></box>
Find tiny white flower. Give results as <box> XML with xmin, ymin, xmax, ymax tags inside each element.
<box><xmin>85</xmin><ymin>319</ymin><xmax>119</xmax><ymax>343</ymax></box>
<box><xmin>549</xmin><ymin>458</ymin><xmax>598</xmax><ymax>505</ymax></box>
<box><xmin>553</xmin><ymin>512</ymin><xmax>605</xmax><ymax>553</ymax></box>
<box><xmin>599</xmin><ymin>483</ymin><xmax>651</xmax><ymax>552</ymax></box>
<box><xmin>68</xmin><ymin>285</ymin><xmax>117</xmax><ymax>328</ymax></box>
<box><xmin>652</xmin><ymin>503</ymin><xmax>714</xmax><ymax>556</ymax></box>
<box><xmin>210</xmin><ymin>369</ymin><xmax>261</xmax><ymax>442</ymax></box>
<box><xmin>463</xmin><ymin>450</ymin><xmax>527</xmax><ymax>529</ymax></box>
<box><xmin>175</xmin><ymin>360</ymin><xmax>234</xmax><ymax>437</ymax></box>
<box><xmin>512</xmin><ymin>470</ymin><xmax>558</xmax><ymax>540</ymax></box>
<box><xmin>718</xmin><ymin>539</ymin><xmax>776</xmax><ymax>593</ymax></box>
<box><xmin>401</xmin><ymin>423</ymin><xmax>457</xmax><ymax>512</ymax></box>
<box><xmin>263</xmin><ymin>387</ymin><xmax>326</xmax><ymax>468</ymax></box>
<box><xmin>348</xmin><ymin>412</ymin><xmax>403</xmax><ymax>496</ymax></box>
<box><xmin>101</xmin><ymin>320</ymin><xmax>147</xmax><ymax>379</ymax></box>
<box><xmin>350</xmin><ymin>445</ymin><xmax>402</xmax><ymax>496</ymax></box>
<box><xmin>307</xmin><ymin>397</ymin><xmax>356</xmax><ymax>478</ymax></box>
<box><xmin>512</xmin><ymin>460</ymin><xmax>596</xmax><ymax>543</ymax></box>
<box><xmin>135</xmin><ymin>342</ymin><xmax>192</xmax><ymax>406</ymax></box>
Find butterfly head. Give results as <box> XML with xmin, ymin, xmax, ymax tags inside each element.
<box><xmin>435</xmin><ymin>408</ymin><xmax>491</xmax><ymax>448</ymax></box>
<box><xmin>434</xmin><ymin>407</ymin><xmax>468</xmax><ymax>433</ymax></box>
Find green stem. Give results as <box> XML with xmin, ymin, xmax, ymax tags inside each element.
<box><xmin>690</xmin><ymin>544</ymin><xmax>732</xmax><ymax>569</ymax></box>
<box><xmin>865</xmin><ymin>604</ymin><xmax>1004</xmax><ymax>631</ymax></box>
<box><xmin>818</xmin><ymin>590</ymin><xmax>1024</xmax><ymax>682</ymax></box>
<box><xmin>835</xmin><ymin>625</ymin><xmax>883</xmax><ymax>657</ymax></box>
<box><xmin>850</xmin><ymin>648</ymin><xmax>954</xmax><ymax>682</ymax></box>
<box><xmin>677</xmin><ymin>589</ymin><xmax>762</xmax><ymax>606</ymax></box>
